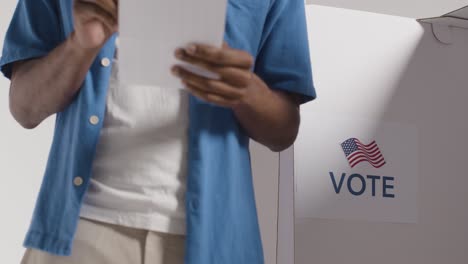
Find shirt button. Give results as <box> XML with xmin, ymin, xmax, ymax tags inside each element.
<box><xmin>89</xmin><ymin>116</ymin><xmax>99</xmax><ymax>125</ymax></box>
<box><xmin>101</xmin><ymin>57</ymin><xmax>111</xmax><ymax>67</ymax></box>
<box><xmin>73</xmin><ymin>176</ymin><xmax>84</xmax><ymax>187</ymax></box>
<box><xmin>89</xmin><ymin>115</ymin><xmax>100</xmax><ymax>125</ymax></box>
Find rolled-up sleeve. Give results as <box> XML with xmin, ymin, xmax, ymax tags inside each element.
<box><xmin>0</xmin><ymin>0</ymin><xmax>62</xmax><ymax>79</ymax></box>
<box><xmin>254</xmin><ymin>0</ymin><xmax>316</xmax><ymax>105</ymax></box>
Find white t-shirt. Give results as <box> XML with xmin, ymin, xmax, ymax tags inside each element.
<box><xmin>80</xmin><ymin>52</ymin><xmax>189</xmax><ymax>235</ymax></box>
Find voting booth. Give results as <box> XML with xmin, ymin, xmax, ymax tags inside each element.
<box><xmin>275</xmin><ymin>3</ymin><xmax>468</xmax><ymax>264</ymax></box>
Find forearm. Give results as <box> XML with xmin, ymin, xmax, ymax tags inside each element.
<box><xmin>9</xmin><ymin>32</ymin><xmax>101</xmax><ymax>129</ymax></box>
<box><xmin>232</xmin><ymin>75</ymin><xmax>300</xmax><ymax>152</ymax></box>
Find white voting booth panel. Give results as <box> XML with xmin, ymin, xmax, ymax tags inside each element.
<box><xmin>278</xmin><ymin>4</ymin><xmax>468</xmax><ymax>264</ymax></box>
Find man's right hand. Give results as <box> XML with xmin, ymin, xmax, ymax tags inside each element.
<box><xmin>73</xmin><ymin>0</ymin><xmax>118</xmax><ymax>49</ymax></box>
<box><xmin>9</xmin><ymin>0</ymin><xmax>119</xmax><ymax>129</ymax></box>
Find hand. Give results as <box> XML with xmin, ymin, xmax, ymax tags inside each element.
<box><xmin>72</xmin><ymin>0</ymin><xmax>119</xmax><ymax>49</ymax></box>
<box><xmin>172</xmin><ymin>42</ymin><xmax>267</xmax><ymax>109</ymax></box>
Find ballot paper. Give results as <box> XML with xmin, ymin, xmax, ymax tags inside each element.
<box><xmin>118</xmin><ymin>0</ymin><xmax>228</xmax><ymax>89</ymax></box>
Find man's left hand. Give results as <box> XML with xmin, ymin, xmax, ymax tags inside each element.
<box><xmin>172</xmin><ymin>42</ymin><xmax>265</xmax><ymax>108</ymax></box>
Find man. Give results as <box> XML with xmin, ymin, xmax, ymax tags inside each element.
<box><xmin>1</xmin><ymin>0</ymin><xmax>316</xmax><ymax>263</ymax></box>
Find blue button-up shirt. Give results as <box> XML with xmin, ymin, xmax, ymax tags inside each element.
<box><xmin>1</xmin><ymin>0</ymin><xmax>316</xmax><ymax>263</ymax></box>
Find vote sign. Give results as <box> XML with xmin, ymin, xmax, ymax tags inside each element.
<box><xmin>294</xmin><ymin>113</ymin><xmax>418</xmax><ymax>223</ymax></box>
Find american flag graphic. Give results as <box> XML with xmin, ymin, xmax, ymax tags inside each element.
<box><xmin>340</xmin><ymin>138</ymin><xmax>386</xmax><ymax>168</ymax></box>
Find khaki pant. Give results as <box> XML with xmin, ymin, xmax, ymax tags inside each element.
<box><xmin>20</xmin><ymin>217</ymin><xmax>186</xmax><ymax>264</ymax></box>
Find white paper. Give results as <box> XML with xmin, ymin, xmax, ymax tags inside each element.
<box><xmin>118</xmin><ymin>0</ymin><xmax>228</xmax><ymax>89</ymax></box>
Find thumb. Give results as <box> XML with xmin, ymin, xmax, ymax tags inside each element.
<box><xmin>80</xmin><ymin>19</ymin><xmax>108</xmax><ymax>49</ymax></box>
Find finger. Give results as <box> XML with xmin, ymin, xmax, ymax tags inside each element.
<box><xmin>75</xmin><ymin>1</ymin><xmax>118</xmax><ymax>25</ymax></box>
<box><xmin>74</xmin><ymin>19</ymin><xmax>109</xmax><ymax>48</ymax></box>
<box><xmin>183</xmin><ymin>43</ymin><xmax>254</xmax><ymax>69</ymax></box>
<box><xmin>75</xmin><ymin>2</ymin><xmax>117</xmax><ymax>33</ymax></box>
<box><xmin>175</xmin><ymin>49</ymin><xmax>253</xmax><ymax>87</ymax></box>
<box><xmin>184</xmin><ymin>74</ymin><xmax>243</xmax><ymax>100</ymax></box>
<box><xmin>172</xmin><ymin>66</ymin><xmax>243</xmax><ymax>100</ymax></box>
<box><xmin>184</xmin><ymin>83</ymin><xmax>239</xmax><ymax>108</ymax></box>
<box><xmin>79</xmin><ymin>0</ymin><xmax>118</xmax><ymax>19</ymax></box>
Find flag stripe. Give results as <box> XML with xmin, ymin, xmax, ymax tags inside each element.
<box><xmin>351</xmin><ymin>161</ymin><xmax>386</xmax><ymax>169</ymax></box>
<box><xmin>354</xmin><ymin>139</ymin><xmax>377</xmax><ymax>148</ymax></box>
<box><xmin>348</xmin><ymin>156</ymin><xmax>384</xmax><ymax>167</ymax></box>
<box><xmin>350</xmin><ymin>158</ymin><xmax>386</xmax><ymax>168</ymax></box>
<box><xmin>348</xmin><ymin>149</ymin><xmax>382</xmax><ymax>160</ymax></box>
<box><xmin>358</xmin><ymin>144</ymin><xmax>379</xmax><ymax>153</ymax></box>
<box><xmin>355</xmin><ymin>141</ymin><xmax>378</xmax><ymax>151</ymax></box>
<box><xmin>349</xmin><ymin>156</ymin><xmax>385</xmax><ymax>167</ymax></box>
<box><xmin>349</xmin><ymin>156</ymin><xmax>385</xmax><ymax>166</ymax></box>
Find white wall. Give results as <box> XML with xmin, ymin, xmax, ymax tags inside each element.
<box><xmin>283</xmin><ymin>5</ymin><xmax>468</xmax><ymax>264</ymax></box>
<box><xmin>0</xmin><ymin>1</ymin><xmax>280</xmax><ymax>263</ymax></box>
